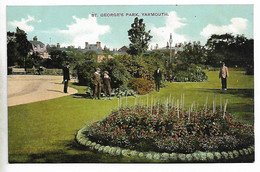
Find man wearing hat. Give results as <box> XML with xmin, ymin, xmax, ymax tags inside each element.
<box><xmin>219</xmin><ymin>62</ymin><xmax>229</xmax><ymax>90</ymax></box>
<box><xmin>63</xmin><ymin>62</ymin><xmax>70</xmax><ymax>93</ymax></box>
<box><xmin>154</xmin><ymin>66</ymin><xmax>162</xmax><ymax>92</ymax></box>
<box><xmin>103</xmin><ymin>71</ymin><xmax>111</xmax><ymax>100</ymax></box>
<box><xmin>92</xmin><ymin>68</ymin><xmax>102</xmax><ymax>99</ymax></box>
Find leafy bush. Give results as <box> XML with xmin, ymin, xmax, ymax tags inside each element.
<box><xmin>102</xmin><ymin>58</ymin><xmax>132</xmax><ymax>89</ymax></box>
<box><xmin>112</xmin><ymin>87</ymin><xmax>136</xmax><ymax>97</ymax></box>
<box><xmin>84</xmin><ymin>105</ymin><xmax>254</xmax><ymax>154</ymax></box>
<box><xmin>174</xmin><ymin>65</ymin><xmax>208</xmax><ymax>82</ymax></box>
<box><xmin>76</xmin><ymin>58</ymin><xmax>131</xmax><ymax>89</ymax></box>
<box><xmin>128</xmin><ymin>78</ymin><xmax>154</xmax><ymax>95</ymax></box>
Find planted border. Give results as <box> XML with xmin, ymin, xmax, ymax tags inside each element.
<box><xmin>76</xmin><ymin>125</ymin><xmax>254</xmax><ymax>162</ymax></box>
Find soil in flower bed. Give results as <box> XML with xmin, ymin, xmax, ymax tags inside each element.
<box><xmin>83</xmin><ymin>104</ymin><xmax>254</xmax><ymax>154</ymax></box>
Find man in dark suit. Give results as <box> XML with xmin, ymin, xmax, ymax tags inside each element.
<box><xmin>63</xmin><ymin>62</ymin><xmax>70</xmax><ymax>93</ymax></box>
<box><xmin>154</xmin><ymin>67</ymin><xmax>162</xmax><ymax>92</ymax></box>
<box><xmin>92</xmin><ymin>68</ymin><xmax>102</xmax><ymax>99</ymax></box>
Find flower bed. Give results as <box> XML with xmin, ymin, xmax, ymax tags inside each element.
<box><xmin>76</xmin><ymin>104</ymin><xmax>254</xmax><ymax>162</ymax></box>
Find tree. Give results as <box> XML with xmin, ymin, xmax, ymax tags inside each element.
<box><xmin>7</xmin><ymin>31</ymin><xmax>19</xmax><ymax>66</ymax></box>
<box><xmin>7</xmin><ymin>27</ymin><xmax>31</xmax><ymax>67</ymax></box>
<box><xmin>205</xmin><ymin>33</ymin><xmax>254</xmax><ymax>74</ymax></box>
<box><xmin>15</xmin><ymin>27</ymin><xmax>31</xmax><ymax>60</ymax></box>
<box><xmin>27</xmin><ymin>52</ymin><xmax>42</xmax><ymax>68</ymax></box>
<box><xmin>127</xmin><ymin>17</ymin><xmax>152</xmax><ymax>56</ymax></box>
<box><xmin>176</xmin><ymin>41</ymin><xmax>207</xmax><ymax>66</ymax></box>
<box><xmin>47</xmin><ymin>50</ymin><xmax>69</xmax><ymax>68</ymax></box>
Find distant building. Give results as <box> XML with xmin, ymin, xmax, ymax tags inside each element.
<box><xmin>84</xmin><ymin>41</ymin><xmax>102</xmax><ymax>51</ymax></box>
<box><xmin>118</xmin><ymin>46</ymin><xmax>128</xmax><ymax>52</ymax></box>
<box><xmin>29</xmin><ymin>36</ymin><xmax>49</xmax><ymax>58</ymax></box>
<box><xmin>153</xmin><ymin>42</ymin><xmax>184</xmax><ymax>54</ymax></box>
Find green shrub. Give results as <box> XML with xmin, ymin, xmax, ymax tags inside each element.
<box><xmin>112</xmin><ymin>87</ymin><xmax>136</xmax><ymax>97</ymax></box>
<box><xmin>128</xmin><ymin>78</ymin><xmax>154</xmax><ymax>95</ymax></box>
<box><xmin>174</xmin><ymin>66</ymin><xmax>208</xmax><ymax>82</ymax></box>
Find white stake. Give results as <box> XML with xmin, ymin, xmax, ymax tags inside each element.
<box><xmin>177</xmin><ymin>99</ymin><xmax>179</xmax><ymax>118</ymax></box>
<box><xmin>223</xmin><ymin>99</ymin><xmax>228</xmax><ymax>118</ymax></box>
<box><xmin>118</xmin><ymin>97</ymin><xmax>120</xmax><ymax>109</ymax></box>
<box><xmin>126</xmin><ymin>95</ymin><xmax>128</xmax><ymax>107</ymax></box>
<box><xmin>147</xmin><ymin>94</ymin><xmax>149</xmax><ymax>109</ymax></box>
<box><xmin>188</xmin><ymin>107</ymin><xmax>190</xmax><ymax>122</ymax></box>
<box><xmin>183</xmin><ymin>93</ymin><xmax>185</xmax><ymax>109</ymax></box>
<box><xmin>220</xmin><ymin>96</ymin><xmax>222</xmax><ymax>112</ymax></box>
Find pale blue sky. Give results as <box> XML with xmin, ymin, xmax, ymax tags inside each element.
<box><xmin>7</xmin><ymin>5</ymin><xmax>253</xmax><ymax>49</ymax></box>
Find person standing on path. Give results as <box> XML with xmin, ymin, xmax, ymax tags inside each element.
<box><xmin>219</xmin><ymin>62</ymin><xmax>229</xmax><ymax>90</ymax></box>
<box><xmin>154</xmin><ymin>67</ymin><xmax>162</xmax><ymax>92</ymax></box>
<box><xmin>103</xmin><ymin>71</ymin><xmax>112</xmax><ymax>100</ymax></box>
<box><xmin>63</xmin><ymin>62</ymin><xmax>70</xmax><ymax>93</ymax></box>
<box><xmin>92</xmin><ymin>68</ymin><xmax>102</xmax><ymax>99</ymax></box>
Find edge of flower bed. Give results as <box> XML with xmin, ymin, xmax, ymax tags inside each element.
<box><xmin>76</xmin><ymin>125</ymin><xmax>255</xmax><ymax>162</ymax></box>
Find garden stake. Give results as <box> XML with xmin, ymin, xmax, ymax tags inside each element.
<box><xmin>188</xmin><ymin>107</ymin><xmax>190</xmax><ymax>122</ymax></box>
<box><xmin>172</xmin><ymin>97</ymin><xmax>174</xmax><ymax>108</ymax></box>
<box><xmin>118</xmin><ymin>97</ymin><xmax>120</xmax><ymax>109</ymax></box>
<box><xmin>177</xmin><ymin>99</ymin><xmax>179</xmax><ymax>118</ymax></box>
<box><xmin>205</xmin><ymin>95</ymin><xmax>208</xmax><ymax>112</ymax></box>
<box><xmin>180</xmin><ymin>95</ymin><xmax>182</xmax><ymax>109</ymax></box>
<box><xmin>191</xmin><ymin>102</ymin><xmax>193</xmax><ymax>113</ymax></box>
<box><xmin>213</xmin><ymin>99</ymin><xmax>215</xmax><ymax>114</ymax></box>
<box><xmin>147</xmin><ymin>94</ymin><xmax>149</xmax><ymax>111</ymax></box>
<box><xmin>126</xmin><ymin>95</ymin><xmax>128</xmax><ymax>107</ymax></box>
<box><xmin>220</xmin><ymin>96</ymin><xmax>222</xmax><ymax>112</ymax></box>
<box><xmin>223</xmin><ymin>99</ymin><xmax>228</xmax><ymax>119</ymax></box>
<box><xmin>183</xmin><ymin>93</ymin><xmax>185</xmax><ymax>109</ymax></box>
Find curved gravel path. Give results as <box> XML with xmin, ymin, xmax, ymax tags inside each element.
<box><xmin>8</xmin><ymin>75</ymin><xmax>78</xmax><ymax>106</ymax></box>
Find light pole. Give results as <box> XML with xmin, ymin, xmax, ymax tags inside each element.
<box><xmin>169</xmin><ymin>33</ymin><xmax>173</xmax><ymax>63</ymax></box>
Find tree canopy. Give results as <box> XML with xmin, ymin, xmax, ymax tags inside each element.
<box><xmin>127</xmin><ymin>17</ymin><xmax>152</xmax><ymax>56</ymax></box>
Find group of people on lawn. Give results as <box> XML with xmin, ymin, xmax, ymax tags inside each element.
<box><xmin>62</xmin><ymin>62</ymin><xmax>229</xmax><ymax>98</ymax></box>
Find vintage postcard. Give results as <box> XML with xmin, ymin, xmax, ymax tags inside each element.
<box><xmin>1</xmin><ymin>1</ymin><xmax>256</xmax><ymax>171</ymax></box>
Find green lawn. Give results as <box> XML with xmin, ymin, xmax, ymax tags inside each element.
<box><xmin>8</xmin><ymin>70</ymin><xmax>254</xmax><ymax>162</ymax></box>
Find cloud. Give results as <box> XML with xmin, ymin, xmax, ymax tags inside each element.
<box><xmin>149</xmin><ymin>11</ymin><xmax>187</xmax><ymax>49</ymax></box>
<box><xmin>57</xmin><ymin>15</ymin><xmax>111</xmax><ymax>48</ymax></box>
<box><xmin>200</xmin><ymin>17</ymin><xmax>248</xmax><ymax>38</ymax></box>
<box><xmin>8</xmin><ymin>15</ymin><xmax>39</xmax><ymax>32</ymax></box>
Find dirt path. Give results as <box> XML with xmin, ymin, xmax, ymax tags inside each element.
<box><xmin>8</xmin><ymin>75</ymin><xmax>78</xmax><ymax>106</ymax></box>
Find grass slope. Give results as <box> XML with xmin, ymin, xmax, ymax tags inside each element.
<box><xmin>8</xmin><ymin>70</ymin><xmax>254</xmax><ymax>162</ymax></box>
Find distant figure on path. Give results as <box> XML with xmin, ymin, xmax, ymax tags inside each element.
<box><xmin>92</xmin><ymin>68</ymin><xmax>102</xmax><ymax>99</ymax></box>
<box><xmin>103</xmin><ymin>71</ymin><xmax>111</xmax><ymax>100</ymax></box>
<box><xmin>63</xmin><ymin>62</ymin><xmax>70</xmax><ymax>93</ymax></box>
<box><xmin>219</xmin><ymin>62</ymin><xmax>229</xmax><ymax>90</ymax></box>
<box><xmin>154</xmin><ymin>67</ymin><xmax>162</xmax><ymax>92</ymax></box>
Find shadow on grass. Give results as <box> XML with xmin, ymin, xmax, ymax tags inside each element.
<box><xmin>9</xmin><ymin>139</ymin><xmax>127</xmax><ymax>163</ymax></box>
<box><xmin>197</xmin><ymin>88</ymin><xmax>254</xmax><ymax>98</ymax></box>
<box><xmin>72</xmin><ymin>93</ymin><xmax>91</xmax><ymax>99</ymax></box>
<box><xmin>9</xmin><ymin>138</ymin><xmax>255</xmax><ymax>163</ymax></box>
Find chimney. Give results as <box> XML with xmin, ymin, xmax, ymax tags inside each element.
<box><xmin>33</xmin><ymin>36</ymin><xmax>37</xmax><ymax>41</ymax></box>
<box><xmin>166</xmin><ymin>42</ymin><xmax>169</xmax><ymax>49</ymax></box>
<box><xmin>96</xmin><ymin>41</ymin><xmax>101</xmax><ymax>49</ymax></box>
<box><xmin>57</xmin><ymin>43</ymin><xmax>60</xmax><ymax>49</ymax></box>
<box><xmin>85</xmin><ymin>42</ymin><xmax>89</xmax><ymax>49</ymax></box>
